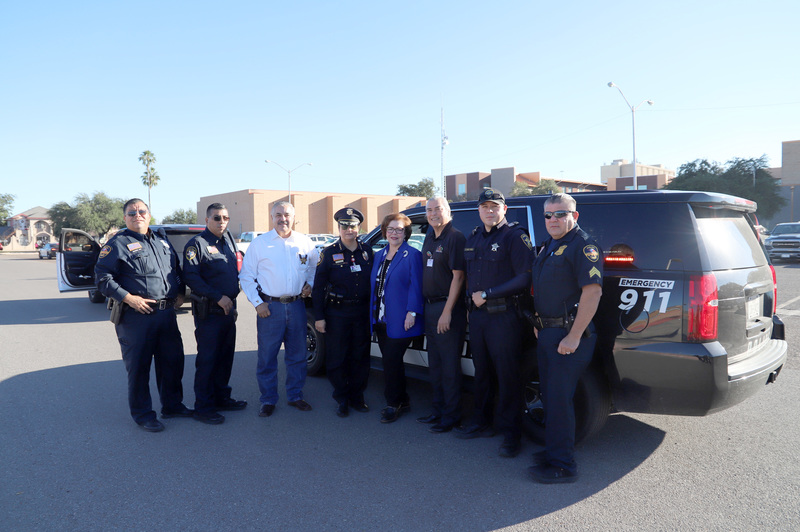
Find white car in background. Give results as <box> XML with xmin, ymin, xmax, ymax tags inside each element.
<box><xmin>237</xmin><ymin>231</ymin><xmax>266</xmax><ymax>255</ymax></box>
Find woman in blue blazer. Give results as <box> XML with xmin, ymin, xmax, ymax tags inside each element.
<box><xmin>370</xmin><ymin>213</ymin><xmax>424</xmax><ymax>423</ymax></box>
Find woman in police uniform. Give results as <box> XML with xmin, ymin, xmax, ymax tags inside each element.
<box><xmin>311</xmin><ymin>208</ymin><xmax>373</xmax><ymax>418</ymax></box>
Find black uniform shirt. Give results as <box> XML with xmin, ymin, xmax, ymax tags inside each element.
<box><xmin>421</xmin><ymin>221</ymin><xmax>466</xmax><ymax>300</ymax></box>
<box><xmin>311</xmin><ymin>239</ymin><xmax>374</xmax><ymax>320</ymax></box>
<box><xmin>183</xmin><ymin>228</ymin><xmax>240</xmax><ymax>303</ymax></box>
<box><xmin>531</xmin><ymin>224</ymin><xmax>603</xmax><ymax>318</ymax></box>
<box><xmin>95</xmin><ymin>228</ymin><xmax>183</xmax><ymax>302</ymax></box>
<box><xmin>464</xmin><ymin>219</ymin><xmax>534</xmax><ymax>299</ymax></box>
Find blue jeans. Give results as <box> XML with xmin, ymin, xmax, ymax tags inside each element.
<box><xmin>256</xmin><ymin>300</ymin><xmax>307</xmax><ymax>405</ymax></box>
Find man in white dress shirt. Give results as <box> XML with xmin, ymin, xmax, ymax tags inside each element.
<box><xmin>239</xmin><ymin>201</ymin><xmax>319</xmax><ymax>417</ymax></box>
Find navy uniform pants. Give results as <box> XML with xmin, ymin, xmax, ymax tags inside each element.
<box><xmin>115</xmin><ymin>307</ymin><xmax>185</xmax><ymax>424</ymax></box>
<box><xmin>536</xmin><ymin>326</ymin><xmax>596</xmax><ymax>474</ymax></box>
<box><xmin>468</xmin><ymin>307</ymin><xmax>524</xmax><ymax>440</ymax></box>
<box><xmin>424</xmin><ymin>301</ymin><xmax>466</xmax><ymax>425</ymax></box>
<box><xmin>324</xmin><ymin>304</ymin><xmax>371</xmax><ymax>404</ymax></box>
<box><xmin>194</xmin><ymin>310</ymin><xmax>236</xmax><ymax>413</ymax></box>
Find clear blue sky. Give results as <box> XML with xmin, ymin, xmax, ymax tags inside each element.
<box><xmin>2</xmin><ymin>0</ymin><xmax>798</xmax><ymax>220</ymax></box>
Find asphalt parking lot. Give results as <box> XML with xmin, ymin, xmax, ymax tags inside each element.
<box><xmin>1</xmin><ymin>253</ymin><xmax>798</xmax><ymax>531</ymax></box>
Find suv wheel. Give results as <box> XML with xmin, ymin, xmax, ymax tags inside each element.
<box><xmin>522</xmin><ymin>359</ymin><xmax>611</xmax><ymax>445</ymax></box>
<box><xmin>305</xmin><ymin>309</ymin><xmax>326</xmax><ymax>376</ymax></box>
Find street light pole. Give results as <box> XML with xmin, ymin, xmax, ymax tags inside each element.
<box><xmin>608</xmin><ymin>82</ymin><xmax>653</xmax><ymax>191</ymax></box>
<box><xmin>265</xmin><ymin>160</ymin><xmax>313</xmax><ymax>204</ymax></box>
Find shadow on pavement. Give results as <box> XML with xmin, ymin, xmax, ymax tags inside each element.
<box><xmin>0</xmin><ymin>297</ymin><xmax>110</xmax><ymax>325</ymax></box>
<box><xmin>0</xmin><ymin>348</ymin><xmax>666</xmax><ymax>530</ymax></box>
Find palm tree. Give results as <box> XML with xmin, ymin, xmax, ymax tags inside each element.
<box><xmin>138</xmin><ymin>150</ymin><xmax>160</xmax><ymax>210</ymax></box>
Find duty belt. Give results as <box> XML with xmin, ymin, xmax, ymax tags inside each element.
<box><xmin>259</xmin><ymin>292</ymin><xmax>301</xmax><ymax>303</ymax></box>
<box><xmin>425</xmin><ymin>296</ymin><xmax>448</xmax><ymax>304</ymax></box>
<box><xmin>533</xmin><ymin>315</ymin><xmax>567</xmax><ymax>329</ymax></box>
<box><xmin>148</xmin><ymin>298</ymin><xmax>176</xmax><ymax>310</ymax></box>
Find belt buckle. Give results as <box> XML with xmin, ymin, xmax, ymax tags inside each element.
<box><xmin>279</xmin><ymin>295</ymin><xmax>293</xmax><ymax>304</ymax></box>
<box><xmin>158</xmin><ymin>300</ymin><xmax>167</xmax><ymax>310</ymax></box>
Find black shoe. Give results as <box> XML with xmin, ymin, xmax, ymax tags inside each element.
<box><xmin>193</xmin><ymin>411</ymin><xmax>225</xmax><ymax>425</ymax></box>
<box><xmin>429</xmin><ymin>422</ymin><xmax>456</xmax><ymax>433</ymax></box>
<box><xmin>259</xmin><ymin>404</ymin><xmax>275</xmax><ymax>417</ymax></box>
<box><xmin>216</xmin><ymin>398</ymin><xmax>247</xmax><ymax>411</ymax></box>
<box><xmin>528</xmin><ymin>463</ymin><xmax>579</xmax><ymax>484</ymax></box>
<box><xmin>161</xmin><ymin>405</ymin><xmax>194</xmax><ymax>418</ymax></box>
<box><xmin>288</xmin><ymin>399</ymin><xmax>313</xmax><ymax>411</ymax></box>
<box><xmin>416</xmin><ymin>413</ymin><xmax>441</xmax><ymax>424</ymax></box>
<box><xmin>380</xmin><ymin>406</ymin><xmax>402</xmax><ymax>424</ymax></box>
<box><xmin>335</xmin><ymin>402</ymin><xmax>349</xmax><ymax>418</ymax></box>
<box><xmin>399</xmin><ymin>401</ymin><xmax>411</xmax><ymax>413</ymax></box>
<box><xmin>138</xmin><ymin>419</ymin><xmax>165</xmax><ymax>432</ymax></box>
<box><xmin>349</xmin><ymin>400</ymin><xmax>369</xmax><ymax>413</ymax></box>
<box><xmin>499</xmin><ymin>438</ymin><xmax>522</xmax><ymax>458</ymax></box>
<box><xmin>454</xmin><ymin>423</ymin><xmax>495</xmax><ymax>439</ymax></box>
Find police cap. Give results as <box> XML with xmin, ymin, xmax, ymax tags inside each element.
<box><xmin>477</xmin><ymin>188</ymin><xmax>505</xmax><ymax>206</ymax></box>
<box><xmin>334</xmin><ymin>207</ymin><xmax>364</xmax><ymax>226</ymax></box>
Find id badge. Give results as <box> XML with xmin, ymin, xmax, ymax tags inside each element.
<box><xmin>350</xmin><ymin>265</ymin><xmax>361</xmax><ymax>272</ymax></box>
<box><xmin>427</xmin><ymin>258</ymin><xmax>434</xmax><ymax>267</ymax></box>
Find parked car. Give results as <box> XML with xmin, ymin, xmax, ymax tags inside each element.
<box><xmin>56</xmin><ymin>224</ymin><xmax>215</xmax><ymax>303</ymax></box>
<box><xmin>304</xmin><ymin>190</ymin><xmax>787</xmax><ymax>443</ymax></box>
<box><xmin>38</xmin><ymin>242</ymin><xmax>59</xmax><ymax>259</ymax></box>
<box><xmin>764</xmin><ymin>222</ymin><xmax>800</xmax><ymax>262</ymax></box>
<box><xmin>237</xmin><ymin>231</ymin><xmax>266</xmax><ymax>255</ymax></box>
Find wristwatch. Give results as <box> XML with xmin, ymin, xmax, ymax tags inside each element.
<box><xmin>481</xmin><ymin>291</ymin><xmax>487</xmax><ymax>299</ymax></box>
<box><xmin>409</xmin><ymin>312</ymin><xmax>417</xmax><ymax>317</ymax></box>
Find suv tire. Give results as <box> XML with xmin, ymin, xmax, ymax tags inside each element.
<box><xmin>305</xmin><ymin>309</ymin><xmax>326</xmax><ymax>376</ymax></box>
<box><xmin>522</xmin><ymin>358</ymin><xmax>611</xmax><ymax>445</ymax></box>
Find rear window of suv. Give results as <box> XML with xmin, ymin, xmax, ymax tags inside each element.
<box><xmin>692</xmin><ymin>206</ymin><xmax>768</xmax><ymax>270</ymax></box>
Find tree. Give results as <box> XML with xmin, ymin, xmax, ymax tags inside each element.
<box><xmin>397</xmin><ymin>177</ymin><xmax>436</xmax><ymax>198</ymax></box>
<box><xmin>138</xmin><ymin>150</ymin><xmax>160</xmax><ymax>210</ymax></box>
<box><xmin>509</xmin><ymin>179</ymin><xmax>562</xmax><ymax>197</ymax></box>
<box><xmin>49</xmin><ymin>192</ymin><xmax>125</xmax><ymax>236</ymax></box>
<box><xmin>162</xmin><ymin>208</ymin><xmax>197</xmax><ymax>224</ymax></box>
<box><xmin>0</xmin><ymin>193</ymin><xmax>15</xmax><ymax>221</ymax></box>
<box><xmin>663</xmin><ymin>156</ymin><xmax>786</xmax><ymax>219</ymax></box>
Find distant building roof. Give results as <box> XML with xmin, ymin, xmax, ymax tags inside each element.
<box><xmin>9</xmin><ymin>206</ymin><xmax>51</xmax><ymax>220</ymax></box>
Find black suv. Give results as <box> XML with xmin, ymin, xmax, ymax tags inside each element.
<box><xmin>305</xmin><ymin>190</ymin><xmax>787</xmax><ymax>443</ymax></box>
<box><xmin>57</xmin><ymin>224</ymin><xmax>208</xmax><ymax>303</ymax></box>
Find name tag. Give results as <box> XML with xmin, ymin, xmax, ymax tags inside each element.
<box><xmin>208</xmin><ymin>246</ymin><xmax>219</xmax><ymax>254</ymax></box>
<box><xmin>350</xmin><ymin>265</ymin><xmax>361</xmax><ymax>272</ymax></box>
<box><xmin>427</xmin><ymin>258</ymin><xmax>434</xmax><ymax>267</ymax></box>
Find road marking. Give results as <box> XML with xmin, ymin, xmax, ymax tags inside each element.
<box><xmin>777</xmin><ymin>308</ymin><xmax>800</xmax><ymax>317</ymax></box>
<box><xmin>777</xmin><ymin>294</ymin><xmax>800</xmax><ymax>310</ymax></box>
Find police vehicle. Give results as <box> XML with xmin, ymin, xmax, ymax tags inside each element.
<box><xmin>56</xmin><ymin>224</ymin><xmax>219</xmax><ymax>304</ymax></box>
<box><xmin>304</xmin><ymin>190</ymin><xmax>787</xmax><ymax>443</ymax></box>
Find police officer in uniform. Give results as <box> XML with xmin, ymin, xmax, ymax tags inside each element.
<box><xmin>312</xmin><ymin>208</ymin><xmax>373</xmax><ymax>417</ymax></box>
<box><xmin>458</xmin><ymin>188</ymin><xmax>534</xmax><ymax>458</ymax></box>
<box><xmin>183</xmin><ymin>202</ymin><xmax>247</xmax><ymax>425</ymax></box>
<box><xmin>95</xmin><ymin>198</ymin><xmax>191</xmax><ymax>432</ymax></box>
<box><xmin>529</xmin><ymin>193</ymin><xmax>603</xmax><ymax>484</ymax></box>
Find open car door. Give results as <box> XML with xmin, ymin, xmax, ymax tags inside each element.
<box><xmin>57</xmin><ymin>229</ymin><xmax>102</xmax><ymax>292</ymax></box>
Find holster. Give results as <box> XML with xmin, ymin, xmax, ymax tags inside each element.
<box><xmin>108</xmin><ymin>297</ymin><xmax>124</xmax><ymax>325</ymax></box>
<box><xmin>191</xmin><ymin>294</ymin><xmax>210</xmax><ymax>320</ymax></box>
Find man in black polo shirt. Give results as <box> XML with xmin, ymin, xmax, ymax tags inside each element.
<box><xmin>417</xmin><ymin>196</ymin><xmax>467</xmax><ymax>433</ymax></box>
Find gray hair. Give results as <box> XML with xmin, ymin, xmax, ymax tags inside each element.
<box><xmin>271</xmin><ymin>201</ymin><xmax>295</xmax><ymax>216</ymax></box>
<box><xmin>544</xmin><ymin>193</ymin><xmax>576</xmax><ymax>211</ymax></box>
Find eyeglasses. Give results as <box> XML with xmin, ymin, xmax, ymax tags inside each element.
<box><xmin>212</xmin><ymin>215</ymin><xmax>230</xmax><ymax>222</ymax></box>
<box><xmin>339</xmin><ymin>223</ymin><xmax>358</xmax><ymax>228</ymax></box>
<box><xmin>126</xmin><ymin>209</ymin><xmax>148</xmax><ymax>217</ymax></box>
<box><xmin>386</xmin><ymin>227</ymin><xmax>406</xmax><ymax>234</ymax></box>
<box><xmin>543</xmin><ymin>210</ymin><xmax>574</xmax><ymax>220</ymax></box>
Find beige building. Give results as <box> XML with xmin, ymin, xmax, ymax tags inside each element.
<box><xmin>1</xmin><ymin>206</ymin><xmax>56</xmax><ymax>251</ymax></box>
<box><xmin>601</xmin><ymin>159</ymin><xmax>676</xmax><ymax>191</ymax></box>
<box><xmin>767</xmin><ymin>140</ymin><xmax>800</xmax><ymax>225</ymax></box>
<box><xmin>196</xmin><ymin>189</ymin><xmax>426</xmax><ymax>238</ymax></box>
<box><xmin>446</xmin><ymin>167</ymin><xmax>604</xmax><ymax>201</ymax></box>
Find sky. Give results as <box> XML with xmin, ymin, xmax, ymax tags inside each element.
<box><xmin>2</xmin><ymin>0</ymin><xmax>798</xmax><ymax>221</ymax></box>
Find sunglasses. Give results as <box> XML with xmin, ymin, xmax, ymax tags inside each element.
<box><xmin>212</xmin><ymin>215</ymin><xmax>230</xmax><ymax>222</ymax></box>
<box><xmin>126</xmin><ymin>209</ymin><xmax>148</xmax><ymax>217</ymax></box>
<box><xmin>543</xmin><ymin>210</ymin><xmax>574</xmax><ymax>220</ymax></box>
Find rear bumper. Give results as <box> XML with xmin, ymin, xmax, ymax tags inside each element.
<box><xmin>610</xmin><ymin>335</ymin><xmax>787</xmax><ymax>416</ymax></box>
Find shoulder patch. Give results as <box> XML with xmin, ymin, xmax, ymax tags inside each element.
<box><xmin>583</xmin><ymin>245</ymin><xmax>600</xmax><ymax>262</ymax></box>
<box><xmin>521</xmin><ymin>234</ymin><xmax>532</xmax><ymax>250</ymax></box>
<box><xmin>317</xmin><ymin>249</ymin><xmax>324</xmax><ymax>266</ymax></box>
<box><xmin>185</xmin><ymin>246</ymin><xmax>198</xmax><ymax>261</ymax></box>
<box><xmin>99</xmin><ymin>245</ymin><xmax>112</xmax><ymax>259</ymax></box>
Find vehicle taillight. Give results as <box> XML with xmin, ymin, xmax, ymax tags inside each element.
<box><xmin>688</xmin><ymin>273</ymin><xmax>718</xmax><ymax>342</ymax></box>
<box><xmin>770</xmin><ymin>264</ymin><xmax>777</xmax><ymax>314</ymax></box>
<box><xmin>236</xmin><ymin>251</ymin><xmax>243</xmax><ymax>273</ymax></box>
